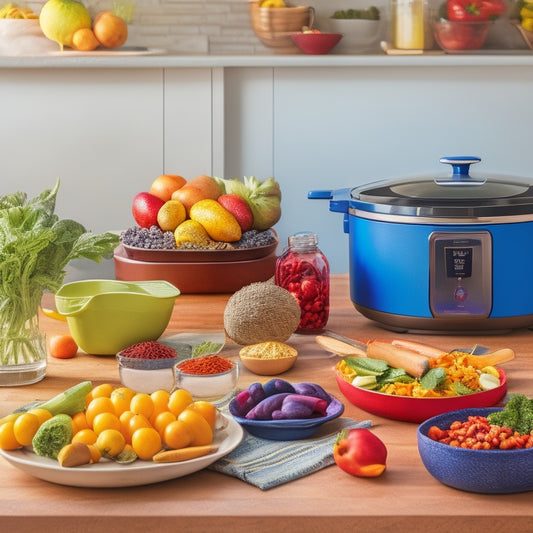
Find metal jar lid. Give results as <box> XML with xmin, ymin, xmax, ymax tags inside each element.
<box><xmin>350</xmin><ymin>157</ymin><xmax>533</xmax><ymax>223</ymax></box>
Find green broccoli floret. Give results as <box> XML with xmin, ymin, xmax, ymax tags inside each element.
<box><xmin>32</xmin><ymin>414</ymin><xmax>73</xmax><ymax>460</ymax></box>
<box><xmin>487</xmin><ymin>394</ymin><xmax>533</xmax><ymax>434</ymax></box>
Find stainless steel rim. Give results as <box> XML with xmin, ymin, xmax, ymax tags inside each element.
<box><xmin>350</xmin><ymin>208</ymin><xmax>533</xmax><ymax>225</ymax></box>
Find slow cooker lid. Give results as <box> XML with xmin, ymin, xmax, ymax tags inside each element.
<box><xmin>352</xmin><ymin>157</ymin><xmax>533</xmax><ymax>218</ymax></box>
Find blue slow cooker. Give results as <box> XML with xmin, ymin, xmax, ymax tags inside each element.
<box><xmin>309</xmin><ymin>156</ymin><xmax>533</xmax><ymax>333</ymax></box>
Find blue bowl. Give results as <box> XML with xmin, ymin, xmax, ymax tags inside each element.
<box><xmin>232</xmin><ymin>394</ymin><xmax>344</xmax><ymax>441</ymax></box>
<box><xmin>418</xmin><ymin>407</ymin><xmax>533</xmax><ymax>494</ymax></box>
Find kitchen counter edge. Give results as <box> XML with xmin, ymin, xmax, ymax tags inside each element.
<box><xmin>2</xmin><ymin>51</ymin><xmax>533</xmax><ymax>68</ymax></box>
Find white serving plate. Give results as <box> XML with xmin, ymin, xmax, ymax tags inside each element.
<box><xmin>0</xmin><ymin>414</ymin><xmax>243</xmax><ymax>488</ymax></box>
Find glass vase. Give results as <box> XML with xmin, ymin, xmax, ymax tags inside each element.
<box><xmin>0</xmin><ymin>301</ymin><xmax>46</xmax><ymax>387</ymax></box>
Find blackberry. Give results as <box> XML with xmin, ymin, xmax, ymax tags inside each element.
<box><xmin>121</xmin><ymin>226</ymin><xmax>177</xmax><ymax>250</ymax></box>
<box><xmin>235</xmin><ymin>230</ymin><xmax>276</xmax><ymax>249</ymax></box>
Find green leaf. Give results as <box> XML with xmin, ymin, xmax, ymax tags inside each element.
<box><xmin>420</xmin><ymin>367</ymin><xmax>447</xmax><ymax>390</ymax></box>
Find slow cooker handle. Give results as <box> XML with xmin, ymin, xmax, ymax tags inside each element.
<box><xmin>436</xmin><ymin>156</ymin><xmax>486</xmax><ymax>186</ymax></box>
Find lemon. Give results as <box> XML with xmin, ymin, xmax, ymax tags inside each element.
<box><xmin>39</xmin><ymin>0</ymin><xmax>92</xmax><ymax>51</ymax></box>
<box><xmin>157</xmin><ymin>200</ymin><xmax>187</xmax><ymax>232</ymax></box>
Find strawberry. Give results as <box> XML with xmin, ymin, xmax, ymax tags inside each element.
<box><xmin>217</xmin><ymin>194</ymin><xmax>254</xmax><ymax>232</ymax></box>
<box><xmin>132</xmin><ymin>192</ymin><xmax>165</xmax><ymax>228</ymax></box>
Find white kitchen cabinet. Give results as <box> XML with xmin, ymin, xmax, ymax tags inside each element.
<box><xmin>2</xmin><ymin>55</ymin><xmax>533</xmax><ymax>276</ymax></box>
<box><xmin>223</xmin><ymin>65</ymin><xmax>533</xmax><ymax>273</ymax></box>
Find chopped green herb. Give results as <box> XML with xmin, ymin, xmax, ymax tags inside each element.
<box><xmin>420</xmin><ymin>367</ymin><xmax>447</xmax><ymax>390</ymax></box>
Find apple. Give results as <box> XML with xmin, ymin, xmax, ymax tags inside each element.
<box><xmin>333</xmin><ymin>428</ymin><xmax>387</xmax><ymax>477</ymax></box>
<box><xmin>132</xmin><ymin>192</ymin><xmax>165</xmax><ymax>228</ymax></box>
<box><xmin>217</xmin><ymin>193</ymin><xmax>254</xmax><ymax>232</ymax></box>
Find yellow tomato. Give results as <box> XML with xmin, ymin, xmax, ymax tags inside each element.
<box><xmin>168</xmin><ymin>389</ymin><xmax>193</xmax><ymax>416</ymax></box>
<box><xmin>85</xmin><ymin>397</ymin><xmax>116</xmax><ymax>427</ymax></box>
<box><xmin>72</xmin><ymin>428</ymin><xmax>98</xmax><ymax>446</ymax></box>
<box><xmin>131</xmin><ymin>427</ymin><xmax>162</xmax><ymax>460</ymax></box>
<box><xmin>163</xmin><ymin>419</ymin><xmax>192</xmax><ymax>450</ymax></box>
<box><xmin>96</xmin><ymin>429</ymin><xmax>126</xmax><ymax>457</ymax></box>
<box><xmin>0</xmin><ymin>422</ymin><xmax>22</xmax><ymax>450</ymax></box>
<box><xmin>13</xmin><ymin>413</ymin><xmax>40</xmax><ymax>446</ymax></box>
<box><xmin>110</xmin><ymin>387</ymin><xmax>136</xmax><ymax>416</ymax></box>
<box><xmin>91</xmin><ymin>383</ymin><xmax>114</xmax><ymax>398</ymax></box>
<box><xmin>92</xmin><ymin>412</ymin><xmax>121</xmax><ymax>434</ymax></box>
<box><xmin>178</xmin><ymin>408</ymin><xmax>213</xmax><ymax>446</ymax></box>
<box><xmin>130</xmin><ymin>393</ymin><xmax>154</xmax><ymax>420</ymax></box>
<box><xmin>153</xmin><ymin>411</ymin><xmax>177</xmax><ymax>437</ymax></box>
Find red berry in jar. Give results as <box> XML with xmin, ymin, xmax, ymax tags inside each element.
<box><xmin>275</xmin><ymin>232</ymin><xmax>330</xmax><ymax>332</ymax></box>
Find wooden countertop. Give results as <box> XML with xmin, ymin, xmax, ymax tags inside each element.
<box><xmin>1</xmin><ymin>274</ymin><xmax>532</xmax><ymax>533</ymax></box>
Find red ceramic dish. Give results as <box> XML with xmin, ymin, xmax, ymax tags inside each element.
<box><xmin>335</xmin><ymin>368</ymin><xmax>507</xmax><ymax>423</ymax></box>
<box><xmin>290</xmin><ymin>33</ymin><xmax>342</xmax><ymax>55</ymax></box>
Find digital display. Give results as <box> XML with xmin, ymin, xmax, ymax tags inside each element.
<box><xmin>445</xmin><ymin>247</ymin><xmax>473</xmax><ymax>279</ymax></box>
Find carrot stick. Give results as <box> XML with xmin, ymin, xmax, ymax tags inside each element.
<box><xmin>366</xmin><ymin>340</ymin><xmax>430</xmax><ymax>378</ymax></box>
<box><xmin>152</xmin><ymin>445</ymin><xmax>218</xmax><ymax>463</ymax></box>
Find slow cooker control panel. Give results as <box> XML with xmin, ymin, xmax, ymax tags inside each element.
<box><xmin>429</xmin><ymin>232</ymin><xmax>492</xmax><ymax>318</ymax></box>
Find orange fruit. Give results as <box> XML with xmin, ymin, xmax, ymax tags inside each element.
<box><xmin>71</xmin><ymin>27</ymin><xmax>100</xmax><ymax>51</ymax></box>
<box><xmin>48</xmin><ymin>334</ymin><xmax>78</xmax><ymax>359</ymax></box>
<box><xmin>149</xmin><ymin>175</ymin><xmax>186</xmax><ymax>202</ymax></box>
<box><xmin>93</xmin><ymin>11</ymin><xmax>128</xmax><ymax>48</ymax></box>
<box><xmin>156</xmin><ymin>200</ymin><xmax>187</xmax><ymax>232</ymax></box>
<box><xmin>171</xmin><ymin>185</ymin><xmax>207</xmax><ymax>215</ymax></box>
<box><xmin>186</xmin><ymin>175</ymin><xmax>221</xmax><ymax>200</ymax></box>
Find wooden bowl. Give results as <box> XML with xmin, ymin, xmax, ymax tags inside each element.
<box><xmin>239</xmin><ymin>347</ymin><xmax>298</xmax><ymax>375</ymax></box>
<box><xmin>249</xmin><ymin>2</ymin><xmax>314</xmax><ymax>53</ymax></box>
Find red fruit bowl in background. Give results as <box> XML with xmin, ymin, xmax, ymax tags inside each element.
<box><xmin>432</xmin><ymin>19</ymin><xmax>491</xmax><ymax>52</ymax></box>
<box><xmin>290</xmin><ymin>32</ymin><xmax>343</xmax><ymax>54</ymax></box>
<box><xmin>335</xmin><ymin>367</ymin><xmax>507</xmax><ymax>423</ymax></box>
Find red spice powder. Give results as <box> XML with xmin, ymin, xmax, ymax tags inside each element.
<box><xmin>178</xmin><ymin>355</ymin><xmax>233</xmax><ymax>375</ymax></box>
<box><xmin>120</xmin><ymin>341</ymin><xmax>177</xmax><ymax>360</ymax></box>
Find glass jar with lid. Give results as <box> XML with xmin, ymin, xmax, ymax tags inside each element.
<box><xmin>275</xmin><ymin>231</ymin><xmax>330</xmax><ymax>333</ymax></box>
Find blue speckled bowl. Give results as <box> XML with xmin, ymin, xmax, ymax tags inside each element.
<box><xmin>418</xmin><ymin>407</ymin><xmax>533</xmax><ymax>494</ymax></box>
<box><xmin>232</xmin><ymin>394</ymin><xmax>344</xmax><ymax>441</ymax></box>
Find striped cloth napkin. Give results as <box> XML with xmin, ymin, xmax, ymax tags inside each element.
<box><xmin>208</xmin><ymin>417</ymin><xmax>372</xmax><ymax>490</ymax></box>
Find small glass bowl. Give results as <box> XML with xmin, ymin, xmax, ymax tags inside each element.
<box><xmin>432</xmin><ymin>19</ymin><xmax>491</xmax><ymax>52</ymax></box>
<box><xmin>175</xmin><ymin>361</ymin><xmax>239</xmax><ymax>407</ymax></box>
<box><xmin>117</xmin><ymin>353</ymin><xmax>178</xmax><ymax>394</ymax></box>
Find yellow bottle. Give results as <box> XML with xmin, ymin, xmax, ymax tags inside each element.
<box><xmin>392</xmin><ymin>0</ymin><xmax>431</xmax><ymax>50</ymax></box>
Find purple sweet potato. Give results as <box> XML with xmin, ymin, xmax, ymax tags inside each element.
<box><xmin>292</xmin><ymin>382</ymin><xmax>331</xmax><ymax>404</ymax></box>
<box><xmin>263</xmin><ymin>379</ymin><xmax>295</xmax><ymax>397</ymax></box>
<box><xmin>245</xmin><ymin>393</ymin><xmax>291</xmax><ymax>420</ymax></box>
<box><xmin>271</xmin><ymin>394</ymin><xmax>329</xmax><ymax>420</ymax></box>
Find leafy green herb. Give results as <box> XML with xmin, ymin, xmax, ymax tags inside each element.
<box><xmin>192</xmin><ymin>341</ymin><xmax>224</xmax><ymax>358</ymax></box>
<box><xmin>344</xmin><ymin>356</ymin><xmax>389</xmax><ymax>375</ymax></box>
<box><xmin>419</xmin><ymin>367</ymin><xmax>447</xmax><ymax>390</ymax></box>
<box><xmin>377</xmin><ymin>367</ymin><xmax>413</xmax><ymax>385</ymax></box>
<box><xmin>0</xmin><ymin>180</ymin><xmax>119</xmax><ymax>366</ymax></box>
